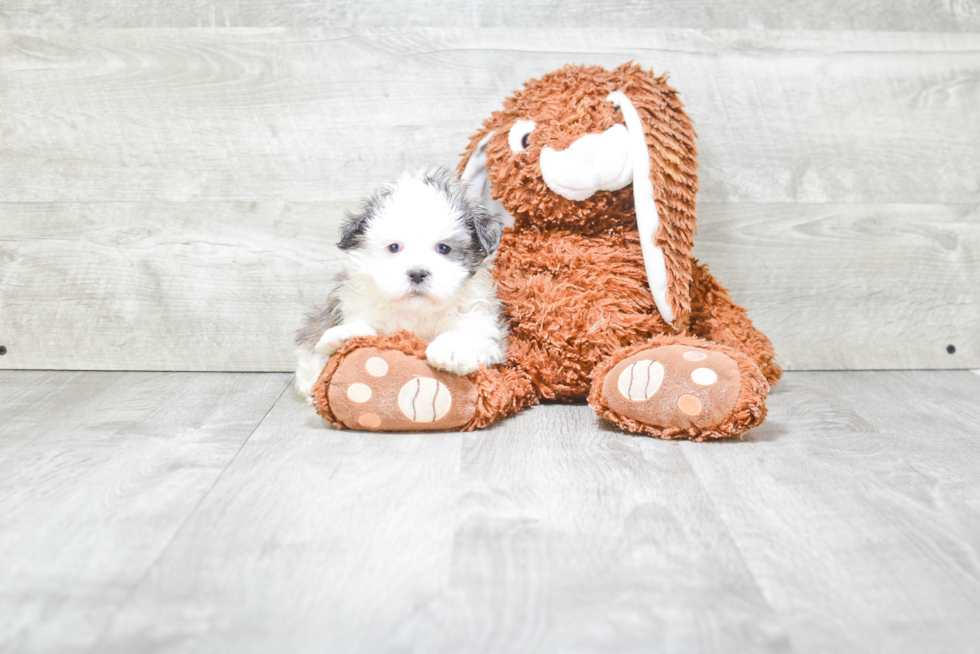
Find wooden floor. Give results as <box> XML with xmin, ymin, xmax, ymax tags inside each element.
<box><xmin>2</xmin><ymin>370</ymin><xmax>979</xmax><ymax>654</ymax></box>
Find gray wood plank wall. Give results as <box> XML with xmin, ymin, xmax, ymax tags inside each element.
<box><xmin>3</xmin><ymin>1</ymin><xmax>980</xmax><ymax>31</ymax></box>
<box><xmin>1</xmin><ymin>5</ymin><xmax>978</xmax><ymax>371</ymax></box>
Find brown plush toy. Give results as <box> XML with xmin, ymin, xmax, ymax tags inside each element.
<box><xmin>311</xmin><ymin>62</ymin><xmax>780</xmax><ymax>440</ymax></box>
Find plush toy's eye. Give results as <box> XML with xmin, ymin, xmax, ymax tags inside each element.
<box><xmin>436</xmin><ymin>244</ymin><xmax>451</xmax><ymax>255</ymax></box>
<box><xmin>388</xmin><ymin>243</ymin><xmax>401</xmax><ymax>253</ymax></box>
<box><xmin>508</xmin><ymin>120</ymin><xmax>536</xmax><ymax>153</ymax></box>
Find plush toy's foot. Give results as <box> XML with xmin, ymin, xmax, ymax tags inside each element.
<box><xmin>309</xmin><ymin>332</ymin><xmax>537</xmax><ymax>432</ymax></box>
<box><xmin>317</xmin><ymin>346</ymin><xmax>478</xmax><ymax>431</ymax></box>
<box><xmin>589</xmin><ymin>337</ymin><xmax>769</xmax><ymax>441</ymax></box>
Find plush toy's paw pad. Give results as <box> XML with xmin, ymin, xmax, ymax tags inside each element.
<box><xmin>602</xmin><ymin>344</ymin><xmax>742</xmax><ymax>430</ymax></box>
<box><xmin>326</xmin><ymin>347</ymin><xmax>477</xmax><ymax>431</ymax></box>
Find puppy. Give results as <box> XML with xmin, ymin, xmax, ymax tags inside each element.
<box><xmin>294</xmin><ymin>168</ymin><xmax>507</xmax><ymax>397</ymax></box>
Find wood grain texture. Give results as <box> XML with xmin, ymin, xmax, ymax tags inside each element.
<box><xmin>2</xmin><ymin>0</ymin><xmax>979</xmax><ymax>31</ymax></box>
<box><xmin>0</xmin><ymin>370</ymin><xmax>290</xmax><ymax>654</ymax></box>
<box><xmin>1</xmin><ymin>201</ymin><xmax>976</xmax><ymax>371</ymax></box>
<box><xmin>94</xmin><ymin>385</ymin><xmax>791</xmax><ymax>654</ymax></box>
<box><xmin>0</xmin><ymin>201</ymin><xmax>345</xmax><ymax>371</ymax></box>
<box><xmin>1</xmin><ymin>29</ymin><xmax>978</xmax><ymax>204</ymax></box>
<box><xmin>693</xmin><ymin>203</ymin><xmax>980</xmax><ymax>371</ymax></box>
<box><xmin>8</xmin><ymin>370</ymin><xmax>960</xmax><ymax>653</ymax></box>
<box><xmin>680</xmin><ymin>370</ymin><xmax>980</xmax><ymax>653</ymax></box>
<box><xmin>1</xmin><ymin>27</ymin><xmax>978</xmax><ymax>372</ymax></box>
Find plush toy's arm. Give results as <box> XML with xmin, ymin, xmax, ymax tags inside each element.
<box><xmin>687</xmin><ymin>263</ymin><xmax>782</xmax><ymax>386</ymax></box>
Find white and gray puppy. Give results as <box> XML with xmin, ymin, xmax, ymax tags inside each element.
<box><xmin>295</xmin><ymin>168</ymin><xmax>507</xmax><ymax>396</ymax></box>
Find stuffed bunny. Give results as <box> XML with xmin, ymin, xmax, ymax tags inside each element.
<box><xmin>309</xmin><ymin>63</ymin><xmax>780</xmax><ymax>440</ymax></box>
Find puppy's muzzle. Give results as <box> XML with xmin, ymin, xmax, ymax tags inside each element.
<box><xmin>408</xmin><ymin>268</ymin><xmax>430</xmax><ymax>285</ymax></box>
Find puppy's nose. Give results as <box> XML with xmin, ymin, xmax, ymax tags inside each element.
<box><xmin>408</xmin><ymin>268</ymin><xmax>430</xmax><ymax>284</ymax></box>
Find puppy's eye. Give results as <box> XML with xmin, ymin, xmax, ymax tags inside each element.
<box><xmin>436</xmin><ymin>244</ymin><xmax>451</xmax><ymax>255</ymax></box>
<box><xmin>388</xmin><ymin>243</ymin><xmax>401</xmax><ymax>253</ymax></box>
<box><xmin>508</xmin><ymin>119</ymin><xmax>536</xmax><ymax>153</ymax></box>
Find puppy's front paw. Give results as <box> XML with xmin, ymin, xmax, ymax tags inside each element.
<box><xmin>426</xmin><ymin>331</ymin><xmax>489</xmax><ymax>375</ymax></box>
<box><xmin>315</xmin><ymin>321</ymin><xmax>377</xmax><ymax>355</ymax></box>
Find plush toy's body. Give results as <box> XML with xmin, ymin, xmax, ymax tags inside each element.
<box><xmin>310</xmin><ymin>63</ymin><xmax>780</xmax><ymax>440</ymax></box>
<box><xmin>494</xmin><ymin>231</ymin><xmax>779</xmax><ymax>399</ymax></box>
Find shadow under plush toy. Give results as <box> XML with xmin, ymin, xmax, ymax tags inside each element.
<box><xmin>311</xmin><ymin>62</ymin><xmax>781</xmax><ymax>440</ymax></box>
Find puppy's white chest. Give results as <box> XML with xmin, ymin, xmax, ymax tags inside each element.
<box><xmin>383</xmin><ymin>309</ymin><xmax>450</xmax><ymax>342</ymax></box>
<box><xmin>388</xmin><ymin>311</ymin><xmax>419</xmax><ymax>332</ymax></box>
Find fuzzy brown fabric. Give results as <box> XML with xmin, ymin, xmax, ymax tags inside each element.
<box><xmin>687</xmin><ymin>263</ymin><xmax>781</xmax><ymax>385</ymax></box>
<box><xmin>460</xmin><ymin>62</ymin><xmax>700</xmax><ymax>327</ymax></box>
<box><xmin>326</xmin><ymin>346</ymin><xmax>479</xmax><ymax>431</ymax></box>
<box><xmin>310</xmin><ymin>332</ymin><xmax>536</xmax><ymax>432</ymax></box>
<box><xmin>588</xmin><ymin>335</ymin><xmax>769</xmax><ymax>441</ymax></box>
<box><xmin>313</xmin><ymin>62</ymin><xmax>778</xmax><ymax>440</ymax></box>
<box><xmin>455</xmin><ymin>62</ymin><xmax>779</xmax><ymax>439</ymax></box>
<box><xmin>310</xmin><ymin>332</ymin><xmax>428</xmax><ymax>429</ymax></box>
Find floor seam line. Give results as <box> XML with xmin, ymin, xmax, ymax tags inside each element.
<box><xmin>679</xmin><ymin>443</ymin><xmax>802</xmax><ymax>654</ymax></box>
<box><xmin>84</xmin><ymin>376</ymin><xmax>292</xmax><ymax>653</ymax></box>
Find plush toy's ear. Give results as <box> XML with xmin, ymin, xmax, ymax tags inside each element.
<box><xmin>608</xmin><ymin>70</ymin><xmax>698</xmax><ymax>329</ymax></box>
<box><xmin>459</xmin><ymin>130</ymin><xmax>515</xmax><ymax>227</ymax></box>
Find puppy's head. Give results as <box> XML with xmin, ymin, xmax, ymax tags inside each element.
<box><xmin>338</xmin><ymin>168</ymin><xmax>503</xmax><ymax>306</ymax></box>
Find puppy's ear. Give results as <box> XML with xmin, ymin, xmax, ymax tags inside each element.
<box><xmin>468</xmin><ymin>204</ymin><xmax>504</xmax><ymax>257</ymax></box>
<box><xmin>423</xmin><ymin>165</ymin><xmax>504</xmax><ymax>258</ymax></box>
<box><xmin>337</xmin><ymin>187</ymin><xmax>390</xmax><ymax>251</ymax></box>
<box><xmin>337</xmin><ymin>208</ymin><xmax>369</xmax><ymax>251</ymax></box>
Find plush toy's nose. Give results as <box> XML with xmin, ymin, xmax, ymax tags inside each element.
<box><xmin>561</xmin><ymin>131</ymin><xmax>604</xmax><ymax>165</ymax></box>
<box><xmin>539</xmin><ymin>124</ymin><xmax>633</xmax><ymax>202</ymax></box>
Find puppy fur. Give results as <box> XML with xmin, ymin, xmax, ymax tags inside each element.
<box><xmin>295</xmin><ymin>168</ymin><xmax>507</xmax><ymax>396</ymax></box>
